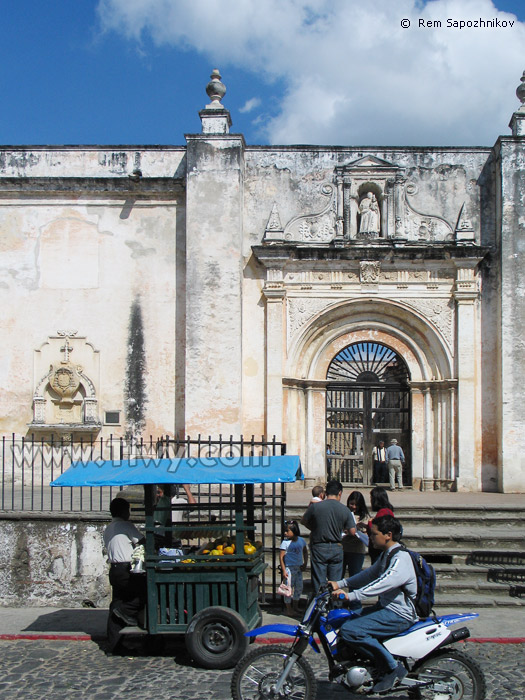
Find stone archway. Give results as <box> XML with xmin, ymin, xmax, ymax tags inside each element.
<box><xmin>283</xmin><ymin>298</ymin><xmax>456</xmax><ymax>490</ymax></box>
<box><xmin>326</xmin><ymin>341</ymin><xmax>410</xmax><ymax>485</ymax></box>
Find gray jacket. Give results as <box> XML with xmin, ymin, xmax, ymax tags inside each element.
<box><xmin>336</xmin><ymin>544</ymin><xmax>418</xmax><ymax>622</ymax></box>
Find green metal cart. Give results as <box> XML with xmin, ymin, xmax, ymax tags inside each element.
<box><xmin>51</xmin><ymin>453</ymin><xmax>302</xmax><ymax>668</ymax></box>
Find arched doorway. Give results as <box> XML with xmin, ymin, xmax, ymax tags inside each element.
<box><xmin>325</xmin><ymin>342</ymin><xmax>410</xmax><ymax>485</ymax></box>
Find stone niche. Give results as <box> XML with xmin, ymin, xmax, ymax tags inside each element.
<box><xmin>336</xmin><ymin>155</ymin><xmax>402</xmax><ymax>241</ymax></box>
<box><xmin>29</xmin><ymin>331</ymin><xmax>101</xmax><ymax>441</ymax></box>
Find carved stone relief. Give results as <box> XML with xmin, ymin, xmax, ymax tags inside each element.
<box><xmin>403</xmin><ymin>298</ymin><xmax>455</xmax><ymax>349</ymax></box>
<box><xmin>284</xmin><ymin>270</ymin><xmax>360</xmax><ymax>284</ymax></box>
<box><xmin>262</xmin><ymin>158</ymin><xmax>477</xmax><ymax>247</ymax></box>
<box><xmin>263</xmin><ymin>185</ymin><xmax>337</xmax><ymax>244</ymax></box>
<box><xmin>287</xmin><ymin>298</ymin><xmax>333</xmax><ymax>340</ymax></box>
<box><xmin>31</xmin><ymin>331</ymin><xmax>100</xmax><ymax>432</ymax></box>
<box><xmin>360</xmin><ymin>261</ymin><xmax>381</xmax><ymax>284</ymax></box>
<box><xmin>282</xmin><ymin>185</ymin><xmax>336</xmax><ymax>243</ymax></box>
<box><xmin>404</xmin><ymin>183</ymin><xmax>455</xmax><ymax>242</ymax></box>
<box><xmin>266</xmin><ymin>203</ymin><xmax>283</xmax><ymax>232</ymax></box>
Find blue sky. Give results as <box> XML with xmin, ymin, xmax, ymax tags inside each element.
<box><xmin>1</xmin><ymin>0</ymin><xmax>524</xmax><ymax>147</ymax></box>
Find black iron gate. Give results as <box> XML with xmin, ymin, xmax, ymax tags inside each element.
<box><xmin>326</xmin><ymin>342</ymin><xmax>411</xmax><ymax>485</ymax></box>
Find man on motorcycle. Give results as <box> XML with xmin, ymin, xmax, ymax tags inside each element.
<box><xmin>330</xmin><ymin>514</ymin><xmax>418</xmax><ymax>693</ymax></box>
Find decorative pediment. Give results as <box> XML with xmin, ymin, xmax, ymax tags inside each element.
<box><xmin>342</xmin><ymin>155</ymin><xmax>397</xmax><ymax>169</ymax></box>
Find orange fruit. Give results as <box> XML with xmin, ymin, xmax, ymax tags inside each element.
<box><xmin>223</xmin><ymin>546</ymin><xmax>234</xmax><ymax>555</ymax></box>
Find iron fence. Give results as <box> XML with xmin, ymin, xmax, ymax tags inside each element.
<box><xmin>0</xmin><ymin>433</ymin><xmax>288</xmax><ymax>604</ymax></box>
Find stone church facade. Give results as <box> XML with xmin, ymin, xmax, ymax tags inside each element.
<box><xmin>1</xmin><ymin>70</ymin><xmax>525</xmax><ymax>492</ymax></box>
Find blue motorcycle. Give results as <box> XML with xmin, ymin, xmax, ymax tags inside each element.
<box><xmin>230</xmin><ymin>585</ymin><xmax>486</xmax><ymax>699</ymax></box>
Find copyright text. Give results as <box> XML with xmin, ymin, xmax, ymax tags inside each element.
<box><xmin>401</xmin><ymin>18</ymin><xmax>515</xmax><ymax>29</ymax></box>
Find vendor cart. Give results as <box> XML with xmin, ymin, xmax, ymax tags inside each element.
<box><xmin>51</xmin><ymin>453</ymin><xmax>302</xmax><ymax>668</ymax></box>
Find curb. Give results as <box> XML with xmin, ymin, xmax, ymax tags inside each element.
<box><xmin>0</xmin><ymin>634</ymin><xmax>92</xmax><ymax>641</ymax></box>
<box><xmin>469</xmin><ymin>637</ymin><xmax>525</xmax><ymax>644</ymax></box>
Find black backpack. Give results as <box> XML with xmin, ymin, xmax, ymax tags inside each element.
<box><xmin>386</xmin><ymin>545</ymin><xmax>436</xmax><ymax>618</ymax></box>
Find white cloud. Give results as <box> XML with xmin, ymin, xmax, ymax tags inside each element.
<box><xmin>97</xmin><ymin>0</ymin><xmax>525</xmax><ymax>145</ymax></box>
<box><xmin>239</xmin><ymin>97</ymin><xmax>262</xmax><ymax>114</ymax></box>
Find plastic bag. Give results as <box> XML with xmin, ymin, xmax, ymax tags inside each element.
<box><xmin>277</xmin><ymin>566</ymin><xmax>293</xmax><ymax>597</ymax></box>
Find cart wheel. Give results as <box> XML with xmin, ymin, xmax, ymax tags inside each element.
<box><xmin>185</xmin><ymin>606</ymin><xmax>249</xmax><ymax>669</ymax></box>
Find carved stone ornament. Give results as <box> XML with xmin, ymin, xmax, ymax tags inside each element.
<box><xmin>287</xmin><ymin>298</ymin><xmax>334</xmax><ymax>340</ymax></box>
<box><xmin>455</xmin><ymin>203</ymin><xmax>475</xmax><ymax>242</ymax></box>
<box><xmin>30</xmin><ymin>331</ymin><xmax>101</xmax><ymax>431</ymax></box>
<box><xmin>266</xmin><ymin>202</ymin><xmax>283</xmax><ymax>231</ymax></box>
<box><xmin>50</xmin><ymin>363</ymin><xmax>81</xmax><ymax>399</ymax></box>
<box><xmin>281</xmin><ymin>185</ymin><xmax>336</xmax><ymax>244</ymax></box>
<box><xmin>404</xmin><ymin>298</ymin><xmax>455</xmax><ymax>349</ymax></box>
<box><xmin>404</xmin><ymin>190</ymin><xmax>454</xmax><ymax>242</ymax></box>
<box><xmin>360</xmin><ymin>261</ymin><xmax>381</xmax><ymax>284</ymax></box>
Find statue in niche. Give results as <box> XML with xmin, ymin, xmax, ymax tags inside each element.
<box><xmin>358</xmin><ymin>192</ymin><xmax>380</xmax><ymax>238</ymax></box>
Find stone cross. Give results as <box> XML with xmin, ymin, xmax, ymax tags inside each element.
<box><xmin>57</xmin><ymin>330</ymin><xmax>77</xmax><ymax>363</ymax></box>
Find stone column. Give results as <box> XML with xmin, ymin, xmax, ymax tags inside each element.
<box><xmin>305</xmin><ymin>383</ymin><xmax>327</xmax><ymax>483</ymax></box>
<box><xmin>497</xmin><ymin>73</ymin><xmax>525</xmax><ymax>491</ymax></box>
<box><xmin>454</xmin><ymin>275</ymin><xmax>481</xmax><ymax>491</ymax></box>
<box><xmin>422</xmin><ymin>386</ymin><xmax>434</xmax><ymax>490</ymax></box>
<box><xmin>184</xmin><ymin>90</ymin><xmax>245</xmax><ymax>436</ymax></box>
<box><xmin>393</xmin><ymin>173</ymin><xmax>406</xmax><ymax>239</ymax></box>
<box><xmin>263</xmin><ymin>286</ymin><xmax>286</xmax><ymax>439</ymax></box>
<box><xmin>448</xmin><ymin>385</ymin><xmax>456</xmax><ymax>482</ymax></box>
<box><xmin>33</xmin><ymin>396</ymin><xmax>46</xmax><ymax>423</ymax></box>
<box><xmin>409</xmin><ymin>385</ymin><xmax>424</xmax><ymax>488</ymax></box>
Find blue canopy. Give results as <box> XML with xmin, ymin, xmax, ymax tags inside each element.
<box><xmin>50</xmin><ymin>455</ymin><xmax>303</xmax><ymax>487</ymax></box>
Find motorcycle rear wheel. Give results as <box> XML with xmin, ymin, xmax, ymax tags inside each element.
<box><xmin>409</xmin><ymin>648</ymin><xmax>486</xmax><ymax>700</ymax></box>
<box><xmin>231</xmin><ymin>644</ymin><xmax>317</xmax><ymax>700</ymax></box>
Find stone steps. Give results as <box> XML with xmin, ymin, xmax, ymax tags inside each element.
<box><xmin>266</xmin><ymin>502</ymin><xmax>525</xmax><ymax>608</ymax></box>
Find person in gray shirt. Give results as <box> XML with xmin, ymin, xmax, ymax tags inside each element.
<box><xmin>330</xmin><ymin>515</ymin><xmax>417</xmax><ymax>693</ymax></box>
<box><xmin>386</xmin><ymin>438</ymin><xmax>405</xmax><ymax>490</ymax></box>
<box><xmin>302</xmin><ymin>479</ymin><xmax>355</xmax><ymax>592</ymax></box>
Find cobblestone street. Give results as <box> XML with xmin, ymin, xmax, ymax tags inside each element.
<box><xmin>0</xmin><ymin>638</ymin><xmax>522</xmax><ymax>700</ymax></box>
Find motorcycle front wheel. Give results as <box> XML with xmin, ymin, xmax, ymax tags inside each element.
<box><xmin>409</xmin><ymin>648</ymin><xmax>486</xmax><ymax>700</ymax></box>
<box><xmin>231</xmin><ymin>644</ymin><xmax>317</xmax><ymax>700</ymax></box>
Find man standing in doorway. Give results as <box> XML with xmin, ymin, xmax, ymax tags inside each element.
<box><xmin>301</xmin><ymin>479</ymin><xmax>355</xmax><ymax>592</ymax></box>
<box><xmin>386</xmin><ymin>439</ymin><xmax>405</xmax><ymax>491</ymax></box>
<box><xmin>372</xmin><ymin>440</ymin><xmax>387</xmax><ymax>484</ymax></box>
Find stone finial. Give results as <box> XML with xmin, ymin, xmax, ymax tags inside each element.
<box><xmin>200</xmin><ymin>69</ymin><xmax>232</xmax><ymax>134</ymax></box>
<box><xmin>516</xmin><ymin>70</ymin><xmax>525</xmax><ymax>106</ymax></box>
<box><xmin>509</xmin><ymin>70</ymin><xmax>525</xmax><ymax>137</ymax></box>
<box><xmin>205</xmin><ymin>69</ymin><xmax>226</xmax><ymax>109</ymax></box>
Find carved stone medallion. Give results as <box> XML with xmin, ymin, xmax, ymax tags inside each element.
<box><xmin>50</xmin><ymin>363</ymin><xmax>81</xmax><ymax>399</ymax></box>
<box><xmin>360</xmin><ymin>261</ymin><xmax>381</xmax><ymax>284</ymax></box>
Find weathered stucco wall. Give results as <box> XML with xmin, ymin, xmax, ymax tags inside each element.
<box><xmin>0</xmin><ymin>147</ymin><xmax>186</xmax><ymax>440</ymax></box>
<box><xmin>0</xmin><ymin>515</ymin><xmax>111</xmax><ymax>607</ymax></box>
